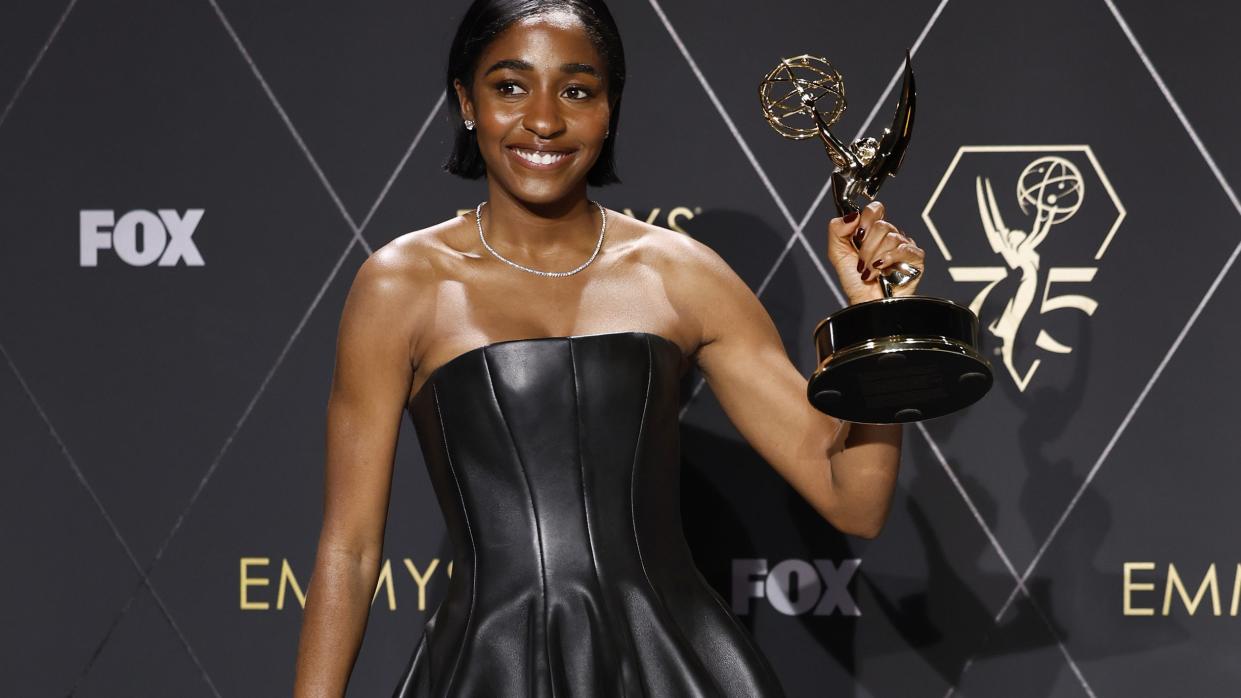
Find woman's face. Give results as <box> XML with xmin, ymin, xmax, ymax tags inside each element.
<box><xmin>456</xmin><ymin>12</ymin><xmax>611</xmax><ymax>206</ymax></box>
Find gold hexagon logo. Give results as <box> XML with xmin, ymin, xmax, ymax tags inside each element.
<box><xmin>922</xmin><ymin>145</ymin><xmax>1126</xmax><ymax>391</ymax></box>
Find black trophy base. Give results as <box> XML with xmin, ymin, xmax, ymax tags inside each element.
<box><xmin>808</xmin><ymin>297</ymin><xmax>993</xmax><ymax>423</ymax></box>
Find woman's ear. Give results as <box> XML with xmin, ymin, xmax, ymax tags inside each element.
<box><xmin>453</xmin><ymin>79</ymin><xmax>474</xmax><ymax>124</ymax></box>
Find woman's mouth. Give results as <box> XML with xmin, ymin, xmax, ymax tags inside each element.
<box><xmin>508</xmin><ymin>146</ymin><xmax>574</xmax><ymax>169</ymax></box>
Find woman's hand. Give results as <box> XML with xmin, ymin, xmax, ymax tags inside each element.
<box><xmin>825</xmin><ymin>200</ymin><xmax>926</xmax><ymax>304</ymax></box>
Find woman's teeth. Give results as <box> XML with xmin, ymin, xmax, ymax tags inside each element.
<box><xmin>514</xmin><ymin>148</ymin><xmax>568</xmax><ymax>165</ymax></box>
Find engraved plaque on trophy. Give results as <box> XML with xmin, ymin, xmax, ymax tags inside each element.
<box><xmin>758</xmin><ymin>52</ymin><xmax>993</xmax><ymax>423</ymax></box>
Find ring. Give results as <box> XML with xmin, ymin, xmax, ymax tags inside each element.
<box><xmin>889</xmin><ymin>261</ymin><xmax>922</xmax><ymax>286</ymax></box>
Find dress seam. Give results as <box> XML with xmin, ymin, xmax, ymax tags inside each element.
<box><xmin>628</xmin><ymin>336</ymin><xmax>669</xmax><ymax>697</ymax></box>
<box><xmin>568</xmin><ymin>340</ymin><xmax>606</xmax><ymax>599</ymax></box>
<box><xmin>629</xmin><ymin>335</ymin><xmax>659</xmax><ymax>603</ymax></box>
<box><xmin>568</xmin><ymin>339</ymin><xmax>620</xmax><ymax>696</ymax></box>
<box><xmin>432</xmin><ymin>382</ymin><xmax>477</xmax><ymax>697</ymax></box>
<box><xmin>629</xmin><ymin>335</ymin><xmax>722</xmax><ymax>696</ymax></box>
<box><xmin>482</xmin><ymin>347</ymin><xmax>553</xmax><ymax>698</ymax></box>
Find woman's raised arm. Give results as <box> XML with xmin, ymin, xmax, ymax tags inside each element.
<box><xmin>667</xmin><ymin>203</ymin><xmax>921</xmax><ymax>538</ymax></box>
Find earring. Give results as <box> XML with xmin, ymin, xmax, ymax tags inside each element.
<box><xmin>464</xmin><ymin>119</ymin><xmax>475</xmax><ymax>131</ymax></box>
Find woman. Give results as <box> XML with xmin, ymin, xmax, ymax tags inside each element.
<box><xmin>293</xmin><ymin>0</ymin><xmax>926</xmax><ymax>695</ymax></box>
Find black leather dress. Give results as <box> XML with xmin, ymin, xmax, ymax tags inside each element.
<box><xmin>393</xmin><ymin>331</ymin><xmax>786</xmax><ymax>697</ymax></box>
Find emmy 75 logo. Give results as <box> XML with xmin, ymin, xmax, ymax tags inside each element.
<box><xmin>922</xmin><ymin>146</ymin><xmax>1125</xmax><ymax>391</ymax></box>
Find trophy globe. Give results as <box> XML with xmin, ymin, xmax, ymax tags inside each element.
<box><xmin>1018</xmin><ymin>156</ymin><xmax>1084</xmax><ymax>225</ymax></box>
<box><xmin>758</xmin><ymin>52</ymin><xmax>993</xmax><ymax>423</ymax></box>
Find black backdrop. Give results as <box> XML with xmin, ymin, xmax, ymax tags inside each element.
<box><xmin>3</xmin><ymin>0</ymin><xmax>1240</xmax><ymax>696</ymax></box>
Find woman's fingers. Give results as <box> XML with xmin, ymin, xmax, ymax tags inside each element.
<box><xmin>870</xmin><ymin>237</ymin><xmax>924</xmax><ymax>272</ymax></box>
<box><xmin>826</xmin><ymin>199</ymin><xmax>928</xmax><ymax>300</ymax></box>
<box><xmin>856</xmin><ymin>222</ymin><xmax>902</xmax><ymax>281</ymax></box>
<box><xmin>829</xmin><ymin>201</ymin><xmax>885</xmax><ymax>269</ymax></box>
<box><xmin>846</xmin><ymin>201</ymin><xmax>884</xmax><ymax>249</ymax></box>
<box><xmin>858</xmin><ymin>200</ymin><xmax>886</xmax><ymax>230</ymax></box>
<box><xmin>827</xmin><ymin>209</ymin><xmax>862</xmax><ymax>245</ymax></box>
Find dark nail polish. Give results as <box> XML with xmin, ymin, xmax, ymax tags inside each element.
<box><xmin>857</xmin><ymin>259</ymin><xmax>865</xmax><ymax>273</ymax></box>
<box><xmin>872</xmin><ymin>259</ymin><xmax>884</xmax><ymax>268</ymax></box>
<box><xmin>852</xmin><ymin>227</ymin><xmax>865</xmax><ymax>247</ymax></box>
<box><xmin>861</xmin><ymin>269</ymin><xmax>870</xmax><ymax>281</ymax></box>
<box><xmin>843</xmin><ymin>211</ymin><xmax>859</xmax><ymax>223</ymax></box>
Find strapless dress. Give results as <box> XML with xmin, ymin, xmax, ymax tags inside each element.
<box><xmin>392</xmin><ymin>330</ymin><xmax>786</xmax><ymax>697</ymax></box>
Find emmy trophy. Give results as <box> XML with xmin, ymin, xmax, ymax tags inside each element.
<box><xmin>758</xmin><ymin>52</ymin><xmax>992</xmax><ymax>423</ymax></box>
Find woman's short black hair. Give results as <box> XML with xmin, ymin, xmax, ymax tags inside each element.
<box><xmin>443</xmin><ymin>0</ymin><xmax>626</xmax><ymax>186</ymax></box>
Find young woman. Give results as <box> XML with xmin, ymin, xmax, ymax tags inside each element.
<box><xmin>293</xmin><ymin>1</ymin><xmax>926</xmax><ymax>695</ymax></box>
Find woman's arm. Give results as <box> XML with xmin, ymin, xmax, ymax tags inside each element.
<box><xmin>672</xmin><ymin>201</ymin><xmax>922</xmax><ymax>538</ymax></box>
<box><xmin>293</xmin><ymin>249</ymin><xmax>421</xmax><ymax>697</ymax></box>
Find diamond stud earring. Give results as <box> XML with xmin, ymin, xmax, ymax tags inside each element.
<box><xmin>464</xmin><ymin>119</ymin><xmax>475</xmax><ymax>131</ymax></box>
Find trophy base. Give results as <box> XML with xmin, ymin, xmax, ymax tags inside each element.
<box><xmin>808</xmin><ymin>297</ymin><xmax>992</xmax><ymax>423</ymax></box>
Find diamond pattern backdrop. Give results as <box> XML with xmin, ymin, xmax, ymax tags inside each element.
<box><xmin>2</xmin><ymin>1</ymin><xmax>1238</xmax><ymax>696</ymax></box>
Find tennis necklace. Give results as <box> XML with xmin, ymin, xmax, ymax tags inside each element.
<box><xmin>474</xmin><ymin>200</ymin><xmax>607</xmax><ymax>277</ymax></box>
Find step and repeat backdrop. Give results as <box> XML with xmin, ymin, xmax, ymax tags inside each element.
<box><xmin>3</xmin><ymin>0</ymin><xmax>1239</xmax><ymax>696</ymax></box>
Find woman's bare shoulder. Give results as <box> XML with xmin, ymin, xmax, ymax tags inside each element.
<box><xmin>609</xmin><ymin>210</ymin><xmax>740</xmax><ymax>291</ymax></box>
<box><xmin>343</xmin><ymin>215</ymin><xmax>470</xmax><ymax>326</ymax></box>
<box><xmin>606</xmin><ymin>211</ymin><xmax>756</xmax><ymax>353</ymax></box>
<box><xmin>368</xmin><ymin>215</ymin><xmax>471</xmax><ymax>279</ymax></box>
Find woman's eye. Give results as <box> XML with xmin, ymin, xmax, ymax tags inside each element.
<box><xmin>563</xmin><ymin>86</ymin><xmax>593</xmax><ymax>100</ymax></box>
<box><xmin>497</xmin><ymin>81</ymin><xmax>527</xmax><ymax>96</ymax></box>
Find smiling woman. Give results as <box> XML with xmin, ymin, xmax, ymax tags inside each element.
<box><xmin>292</xmin><ymin>0</ymin><xmax>921</xmax><ymax>695</ymax></box>
<box><xmin>447</xmin><ymin>6</ymin><xmax>620</xmax><ymax>216</ymax></box>
<box><xmin>443</xmin><ymin>0</ymin><xmax>624</xmax><ymax>189</ymax></box>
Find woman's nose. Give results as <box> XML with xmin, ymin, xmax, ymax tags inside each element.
<box><xmin>522</xmin><ymin>91</ymin><xmax>566</xmax><ymax>139</ymax></box>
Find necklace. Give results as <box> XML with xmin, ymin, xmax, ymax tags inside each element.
<box><xmin>474</xmin><ymin>200</ymin><xmax>607</xmax><ymax>277</ymax></box>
